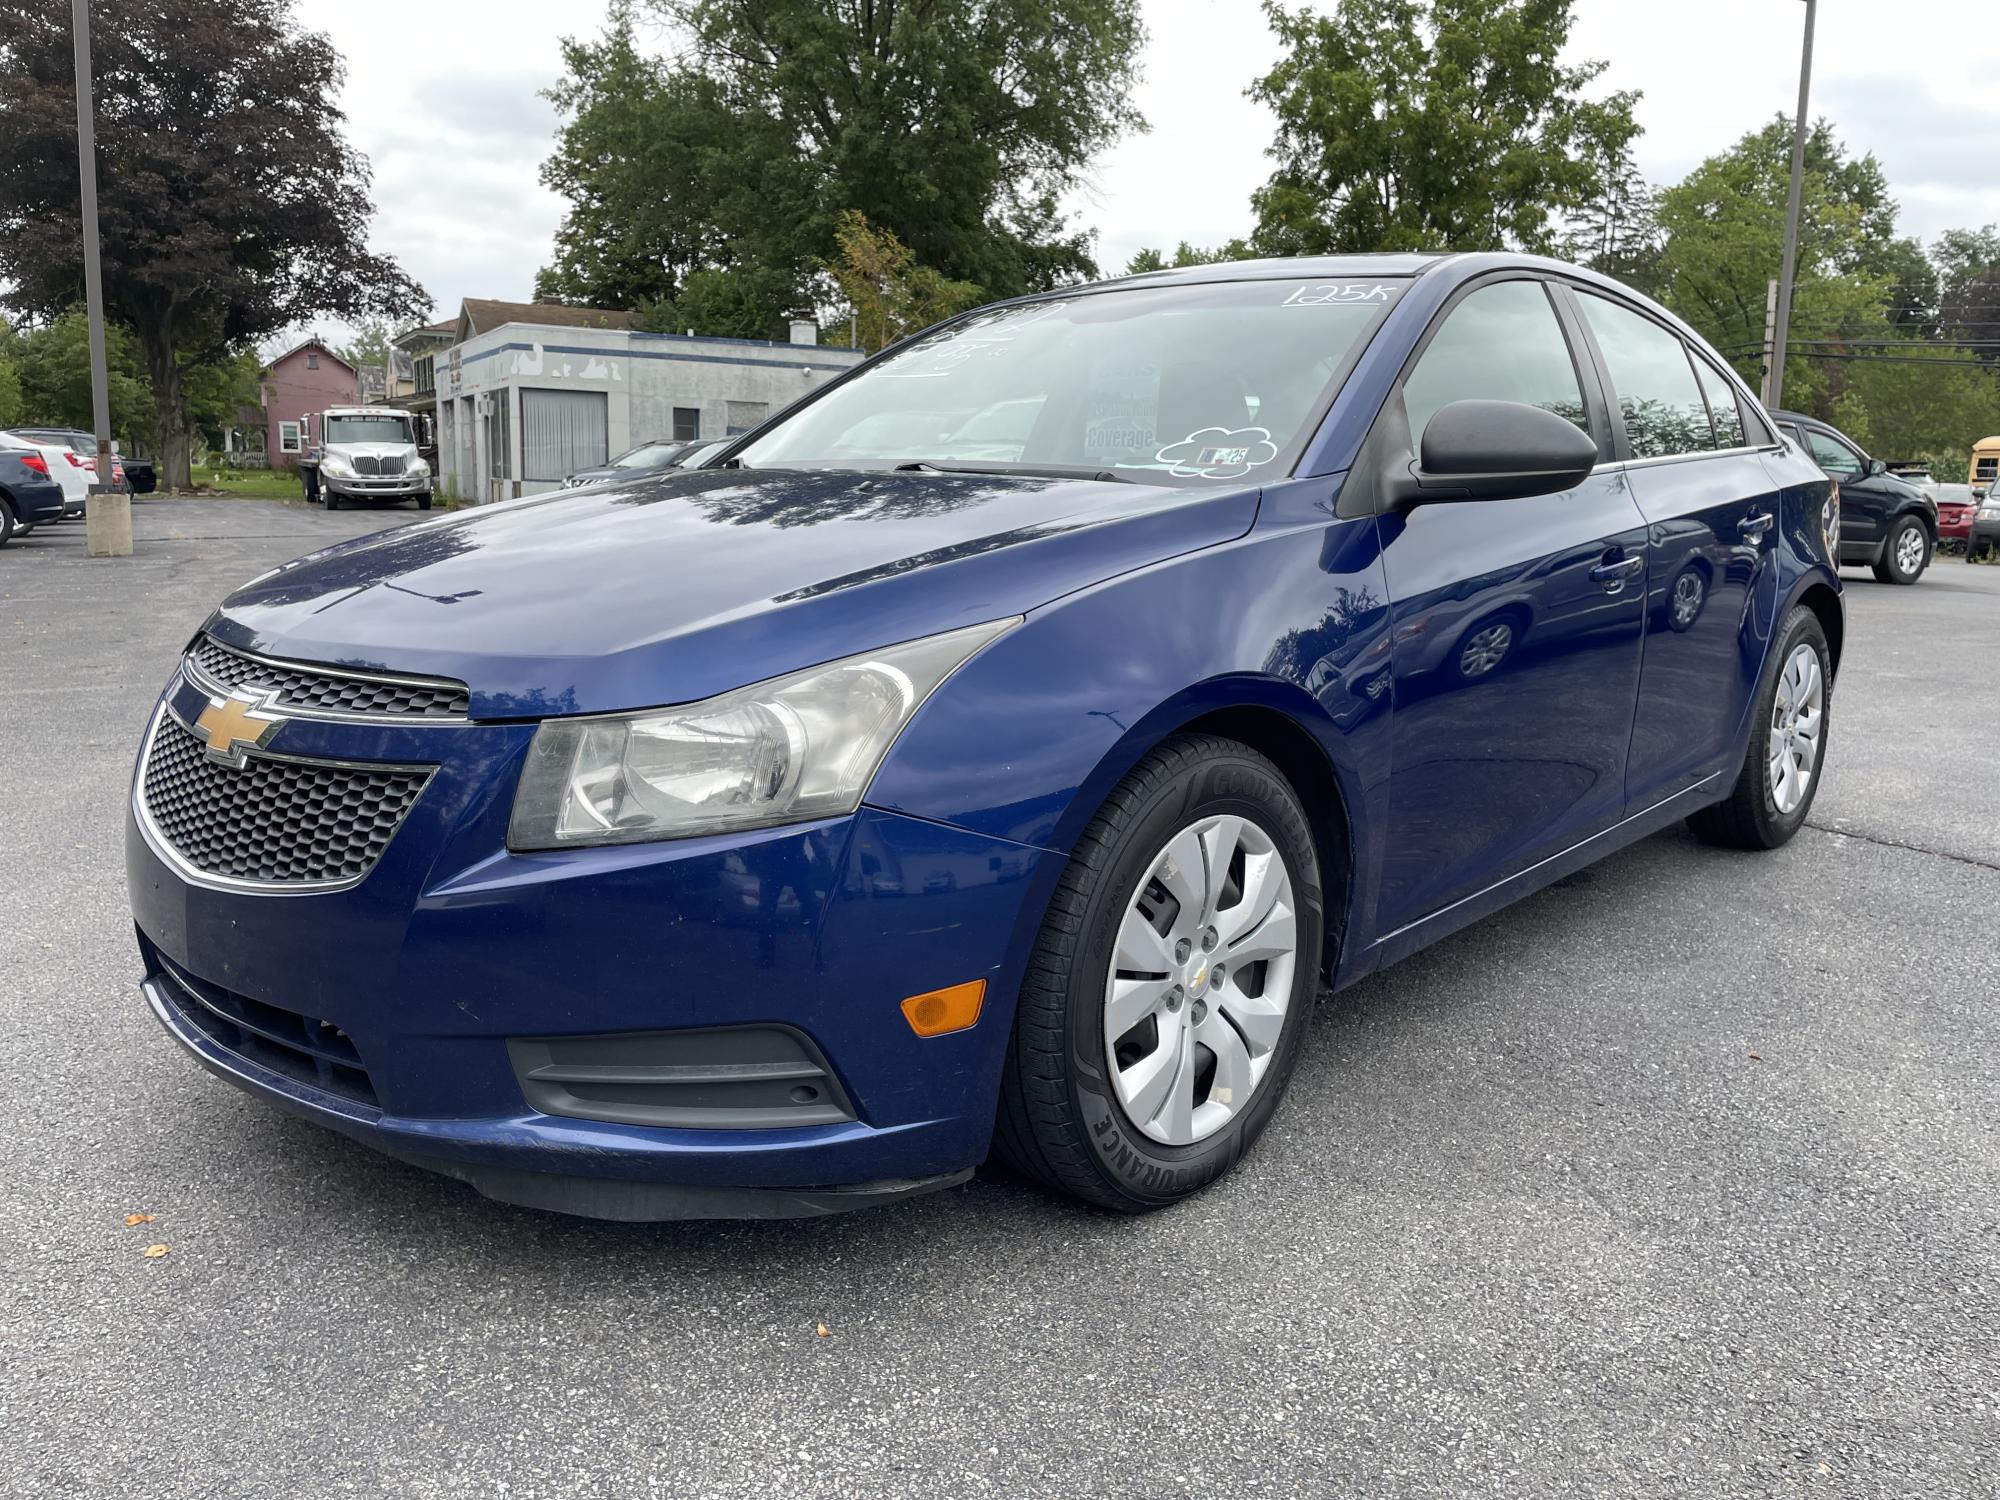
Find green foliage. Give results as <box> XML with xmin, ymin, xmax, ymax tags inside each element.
<box><xmin>1560</xmin><ymin>140</ymin><xmax>1663</xmax><ymax>294</ymax></box>
<box><xmin>636</xmin><ymin>267</ymin><xmax>810</xmax><ymax>341</ymax></box>
<box><xmin>0</xmin><ymin>318</ymin><xmax>21</xmax><ymax>429</ymax></box>
<box><xmin>183</xmin><ymin>351</ymin><xmax>264</xmax><ymax>449</ymax></box>
<box><xmin>338</xmin><ymin>319</ymin><xmax>396</xmax><ymax>374</ymax></box>
<box><xmin>0</xmin><ymin>0</ymin><xmax>428</xmax><ymax>487</ymax></box>
<box><xmin>1934</xmin><ymin>225</ymin><xmax>2000</xmax><ymax>358</ymax></box>
<box><xmin>9</xmin><ymin>307</ymin><xmax>152</xmax><ymax>440</ymax></box>
<box><xmin>822</xmin><ymin>212</ymin><xmax>983</xmax><ymax>353</ymax></box>
<box><xmin>537</xmin><ymin>0</ymin><xmax>1146</xmax><ymax>328</ymax></box>
<box><xmin>1247</xmin><ymin>0</ymin><xmax>1639</xmax><ymax>255</ymax></box>
<box><xmin>1122</xmin><ymin>242</ymin><xmax>1253</xmax><ymax>275</ymax></box>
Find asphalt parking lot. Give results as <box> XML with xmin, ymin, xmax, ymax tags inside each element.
<box><xmin>3</xmin><ymin>499</ymin><xmax>1996</xmax><ymax>1497</ymax></box>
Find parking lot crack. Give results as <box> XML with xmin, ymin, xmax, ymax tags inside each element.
<box><xmin>1805</xmin><ymin>821</ymin><xmax>2000</xmax><ymax>876</ymax></box>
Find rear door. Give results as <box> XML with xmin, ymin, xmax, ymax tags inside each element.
<box><xmin>1371</xmin><ymin>277</ymin><xmax>1650</xmax><ymax>934</ymax></box>
<box><xmin>1565</xmin><ymin>289</ymin><xmax>1780</xmax><ymax>806</ymax></box>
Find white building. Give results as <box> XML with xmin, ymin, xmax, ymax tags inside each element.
<box><xmin>434</xmin><ymin>299</ymin><xmax>866</xmax><ymax>503</ymax></box>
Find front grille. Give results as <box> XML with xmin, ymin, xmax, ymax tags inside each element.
<box><xmin>153</xmin><ymin>957</ymin><xmax>379</xmax><ymax>1109</ymax></box>
<box><xmin>351</xmin><ymin>454</ymin><xmax>405</xmax><ymax>477</ymax></box>
<box><xmin>189</xmin><ymin>636</ymin><xmax>469</xmax><ymax>719</ymax></box>
<box><xmin>141</xmin><ymin>714</ymin><xmax>431</xmax><ymax>887</ymax></box>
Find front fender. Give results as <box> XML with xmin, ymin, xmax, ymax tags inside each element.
<box><xmin>866</xmin><ymin>476</ymin><xmax>1399</xmax><ymax>963</ymax></box>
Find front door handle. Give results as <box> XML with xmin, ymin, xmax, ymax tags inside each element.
<box><xmin>1589</xmin><ymin>554</ymin><xmax>1645</xmax><ymax>593</ymax></box>
<box><xmin>1739</xmin><ymin>512</ymin><xmax>1774</xmax><ymax>540</ymax></box>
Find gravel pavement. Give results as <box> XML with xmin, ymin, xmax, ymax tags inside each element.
<box><xmin>2</xmin><ymin>500</ymin><xmax>1995</xmax><ymax>1497</ymax></box>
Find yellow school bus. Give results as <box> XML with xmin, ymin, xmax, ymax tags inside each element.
<box><xmin>1973</xmin><ymin>435</ymin><xmax>2000</xmax><ymax>495</ymax></box>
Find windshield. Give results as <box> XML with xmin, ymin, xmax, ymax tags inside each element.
<box><xmin>738</xmin><ymin>277</ymin><xmax>1406</xmax><ymax>483</ymax></box>
<box><xmin>323</xmin><ymin>415</ymin><xmax>413</xmax><ymax>445</ymax></box>
<box><xmin>611</xmin><ymin>442</ymin><xmax>681</xmax><ymax>469</ymax></box>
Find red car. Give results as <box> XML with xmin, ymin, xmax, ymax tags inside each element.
<box><xmin>1935</xmin><ymin>483</ymin><xmax>1979</xmax><ymax>546</ymax></box>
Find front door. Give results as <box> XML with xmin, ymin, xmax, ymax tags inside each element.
<box><xmin>1371</xmin><ymin>278</ymin><xmax>1650</xmax><ymax>934</ymax></box>
<box><xmin>1568</xmin><ymin>291</ymin><xmax>1780</xmax><ymax>804</ymax></box>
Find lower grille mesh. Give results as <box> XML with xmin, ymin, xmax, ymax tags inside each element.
<box><xmin>153</xmin><ymin>957</ymin><xmax>379</xmax><ymax>1109</ymax></box>
<box><xmin>141</xmin><ymin>715</ymin><xmax>430</xmax><ymax>886</ymax></box>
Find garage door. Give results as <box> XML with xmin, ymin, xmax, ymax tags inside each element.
<box><xmin>522</xmin><ymin>389</ymin><xmax>608</xmax><ymax>483</ymax></box>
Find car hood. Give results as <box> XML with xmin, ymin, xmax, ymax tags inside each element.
<box><xmin>210</xmin><ymin>467</ymin><xmax>1260</xmax><ymax>716</ymax></box>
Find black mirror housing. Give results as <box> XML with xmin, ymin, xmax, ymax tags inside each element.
<box><xmin>1402</xmin><ymin>399</ymin><xmax>1600</xmax><ymax>504</ymax></box>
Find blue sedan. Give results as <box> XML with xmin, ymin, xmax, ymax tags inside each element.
<box><xmin>127</xmin><ymin>253</ymin><xmax>1841</xmax><ymax>1219</ymax></box>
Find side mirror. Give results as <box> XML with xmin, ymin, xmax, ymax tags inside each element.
<box><xmin>1868</xmin><ymin>457</ymin><xmax>1886</xmax><ymax>476</ymax></box>
<box><xmin>1399</xmin><ymin>399</ymin><xmax>1600</xmax><ymax>504</ymax></box>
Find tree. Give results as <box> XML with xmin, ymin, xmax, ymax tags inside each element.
<box><xmin>1122</xmin><ymin>242</ymin><xmax>1252</xmax><ymax>275</ymax></box>
<box><xmin>0</xmin><ymin>0</ymin><xmax>428</xmax><ymax>488</ymax></box>
<box><xmin>338</xmin><ymin>319</ymin><xmax>396</xmax><ymax>374</ymax></box>
<box><xmin>1652</xmin><ymin>118</ymin><xmax>1919</xmax><ymax>408</ymax></box>
<box><xmin>537</xmin><ymin>0</ymin><xmax>1146</xmax><ymax>327</ymax></box>
<box><xmin>183</xmin><ymin>350</ymin><xmax>264</xmax><ymax>453</ymax></box>
<box><xmin>822</xmin><ymin>212</ymin><xmax>982</xmax><ymax>353</ymax></box>
<box><xmin>1246</xmin><ymin>0</ymin><xmax>1640</xmax><ymax>256</ymax></box>
<box><xmin>10</xmin><ymin>306</ymin><xmax>152</xmax><ymax>439</ymax></box>
<box><xmin>1935</xmin><ymin>225</ymin><xmax>2000</xmax><ymax>360</ymax></box>
<box><xmin>1560</xmin><ymin>140</ymin><xmax>1662</xmax><ymax>294</ymax></box>
<box><xmin>0</xmin><ymin>318</ymin><xmax>23</xmax><ymax>430</ymax></box>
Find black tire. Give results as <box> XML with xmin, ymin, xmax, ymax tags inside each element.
<box><xmin>1688</xmin><ymin>604</ymin><xmax>1831</xmax><ymax>850</ymax></box>
<box><xmin>324</xmin><ymin>489</ymin><xmax>343</xmax><ymax>511</ymax></box>
<box><xmin>0</xmin><ymin>496</ymin><xmax>16</xmax><ymax>548</ymax></box>
<box><xmin>993</xmin><ymin>733</ymin><xmax>1325</xmax><ymax>1212</ymax></box>
<box><xmin>1872</xmin><ymin>515</ymin><xmax>1929</xmax><ymax>584</ymax></box>
<box><xmin>417</xmin><ymin>494</ymin><xmax>433</xmax><ymax>511</ymax></box>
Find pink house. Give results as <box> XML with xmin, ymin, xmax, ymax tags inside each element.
<box><xmin>258</xmin><ymin>337</ymin><xmax>360</xmax><ymax>470</ymax></box>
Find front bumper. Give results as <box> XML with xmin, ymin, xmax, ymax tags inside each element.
<box><xmin>323</xmin><ymin>475</ymin><xmax>431</xmax><ymax>498</ymax></box>
<box><xmin>127</xmin><ymin>713</ymin><xmax>1057</xmax><ymax>1216</ymax></box>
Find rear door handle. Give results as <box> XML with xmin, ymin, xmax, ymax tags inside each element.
<box><xmin>1739</xmin><ymin>512</ymin><xmax>1774</xmax><ymax>540</ymax></box>
<box><xmin>1589</xmin><ymin>554</ymin><xmax>1644</xmax><ymax>594</ymax></box>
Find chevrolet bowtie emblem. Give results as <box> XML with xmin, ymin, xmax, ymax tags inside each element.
<box><xmin>193</xmin><ymin>689</ymin><xmax>286</xmax><ymax>766</ymax></box>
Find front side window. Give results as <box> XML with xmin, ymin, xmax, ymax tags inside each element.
<box><xmin>1576</xmin><ymin>293</ymin><xmax>1715</xmax><ymax>459</ymax></box>
<box><xmin>738</xmin><ymin>276</ymin><xmax>1408</xmax><ymax>484</ymax></box>
<box><xmin>1401</xmin><ymin>280</ymin><xmax>1588</xmax><ymax>447</ymax></box>
<box><xmin>1804</xmin><ymin>429</ymin><xmax>1864</xmax><ymax>480</ymax></box>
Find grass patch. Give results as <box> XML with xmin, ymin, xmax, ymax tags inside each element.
<box><xmin>197</xmin><ymin>469</ymin><xmax>306</xmax><ymax>500</ymax></box>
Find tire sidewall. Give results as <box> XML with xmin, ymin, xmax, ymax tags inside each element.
<box><xmin>1750</xmin><ymin>610</ymin><xmax>1833</xmax><ymax>838</ymax></box>
<box><xmin>1063</xmin><ymin>749</ymin><xmax>1323</xmax><ymax>1206</ymax></box>
<box><xmin>1887</xmin><ymin>517</ymin><xmax>1928</xmax><ymax>582</ymax></box>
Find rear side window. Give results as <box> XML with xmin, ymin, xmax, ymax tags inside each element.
<box><xmin>1804</xmin><ymin>429</ymin><xmax>1864</xmax><ymax>480</ymax></box>
<box><xmin>1401</xmin><ymin>280</ymin><xmax>1588</xmax><ymax>447</ymax></box>
<box><xmin>1575</xmin><ymin>292</ymin><xmax>1715</xmax><ymax>459</ymax></box>
<box><xmin>1691</xmin><ymin>357</ymin><xmax>1746</xmax><ymax>448</ymax></box>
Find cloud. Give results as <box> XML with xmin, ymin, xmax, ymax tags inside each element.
<box><xmin>1154</xmin><ymin>426</ymin><xmax>1277</xmax><ymax>479</ymax></box>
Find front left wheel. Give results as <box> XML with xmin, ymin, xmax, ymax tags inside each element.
<box><xmin>994</xmin><ymin>734</ymin><xmax>1324</xmax><ymax>1213</ymax></box>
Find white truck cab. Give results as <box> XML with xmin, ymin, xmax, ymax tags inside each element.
<box><xmin>311</xmin><ymin>406</ymin><xmax>432</xmax><ymax>511</ymax></box>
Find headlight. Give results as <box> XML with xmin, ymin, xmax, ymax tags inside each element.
<box><xmin>508</xmin><ymin>619</ymin><xmax>1018</xmax><ymax>849</ymax></box>
<box><xmin>321</xmin><ymin>456</ymin><xmax>353</xmax><ymax>478</ymax></box>
<box><xmin>408</xmin><ymin>458</ymin><xmax>430</xmax><ymax>476</ymax></box>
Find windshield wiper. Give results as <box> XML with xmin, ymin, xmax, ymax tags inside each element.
<box><xmin>894</xmin><ymin>460</ymin><xmax>1131</xmax><ymax>483</ymax></box>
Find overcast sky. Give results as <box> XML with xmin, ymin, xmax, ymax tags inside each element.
<box><xmin>294</xmin><ymin>0</ymin><xmax>2000</xmax><ymax>344</ymax></box>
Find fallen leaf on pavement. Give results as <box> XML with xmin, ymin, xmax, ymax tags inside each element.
<box><xmin>143</xmin><ymin>1244</ymin><xmax>171</xmax><ymax>1259</ymax></box>
<box><xmin>1748</xmin><ymin>1052</ymin><xmax>1762</xmax><ymax>1062</ymax></box>
<box><xmin>816</xmin><ymin>1323</ymin><xmax>830</xmax><ymax>1338</ymax></box>
<box><xmin>124</xmin><ymin>1213</ymin><xmax>157</xmax><ymax>1226</ymax></box>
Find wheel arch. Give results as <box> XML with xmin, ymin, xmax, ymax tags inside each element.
<box><xmin>1792</xmin><ymin>579</ymin><xmax>1844</xmax><ymax>676</ymax></box>
<box><xmin>1133</xmin><ymin>698</ymin><xmax>1357</xmax><ymax>982</ymax></box>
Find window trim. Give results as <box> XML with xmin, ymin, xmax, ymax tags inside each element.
<box><xmin>277</xmin><ymin>421</ymin><xmax>302</xmax><ymax>454</ymax></box>
<box><xmin>1343</xmin><ymin>272</ymin><xmax>1608</xmax><ymax>517</ymax></box>
<box><xmin>1553</xmin><ymin>280</ymin><xmax>1785</xmax><ymax>470</ymax></box>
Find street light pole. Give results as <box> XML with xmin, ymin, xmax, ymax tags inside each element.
<box><xmin>70</xmin><ymin>0</ymin><xmax>130</xmax><ymax>555</ymax></box>
<box><xmin>1767</xmin><ymin>0</ymin><xmax>1817</xmax><ymax>414</ymax></box>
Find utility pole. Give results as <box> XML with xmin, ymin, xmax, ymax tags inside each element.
<box><xmin>71</xmin><ymin>0</ymin><xmax>130</xmax><ymax>556</ymax></box>
<box><xmin>1767</xmin><ymin>0</ymin><xmax>1817</xmax><ymax>414</ymax></box>
<box><xmin>1759</xmin><ymin>278</ymin><xmax>1780</xmax><ymax>406</ymax></box>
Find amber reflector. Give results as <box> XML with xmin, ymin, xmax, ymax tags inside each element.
<box><xmin>900</xmin><ymin>979</ymin><xmax>986</xmax><ymax>1037</ymax></box>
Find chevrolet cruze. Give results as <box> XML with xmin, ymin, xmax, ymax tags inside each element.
<box><xmin>129</xmin><ymin>254</ymin><xmax>1842</xmax><ymax>1219</ymax></box>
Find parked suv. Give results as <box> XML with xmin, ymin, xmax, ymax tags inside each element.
<box><xmin>1772</xmin><ymin>410</ymin><xmax>1936</xmax><ymax>583</ymax></box>
<box><xmin>129</xmin><ymin>253</ymin><xmax>1841</xmax><ymax>1221</ymax></box>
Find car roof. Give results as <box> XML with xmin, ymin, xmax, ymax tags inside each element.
<box><xmin>1099</xmin><ymin>253</ymin><xmax>1452</xmax><ymax>290</ymax></box>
